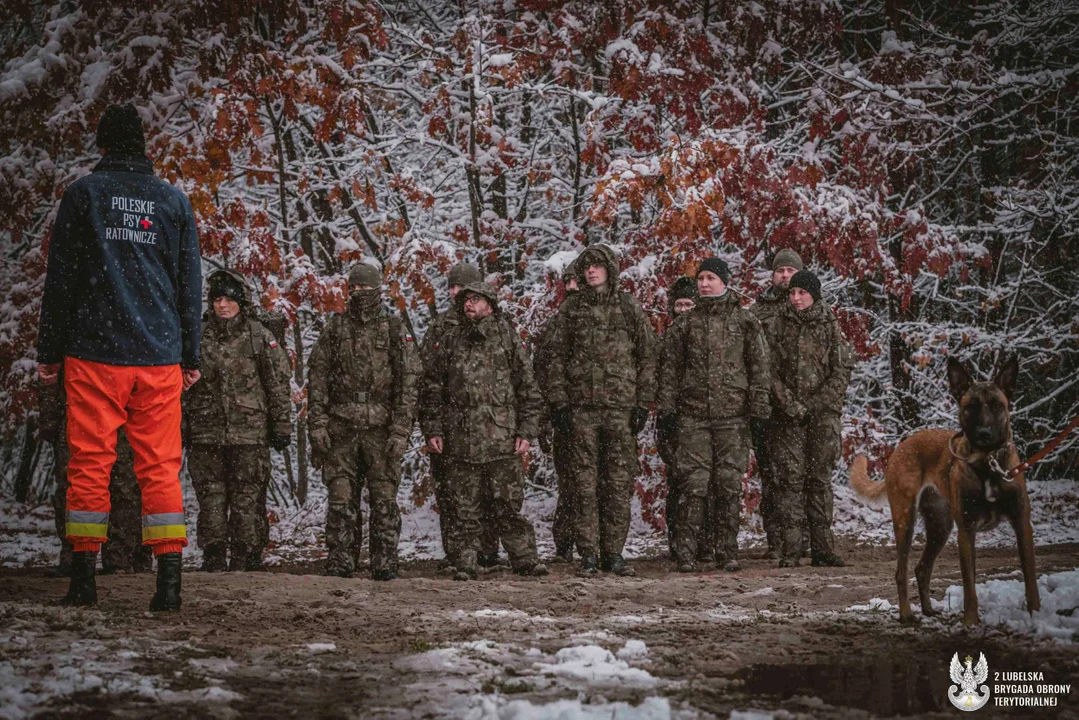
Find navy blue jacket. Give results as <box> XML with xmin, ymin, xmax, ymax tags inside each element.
<box><xmin>37</xmin><ymin>155</ymin><xmax>202</xmax><ymax>369</ymax></box>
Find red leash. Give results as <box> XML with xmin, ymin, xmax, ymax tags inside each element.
<box><xmin>1008</xmin><ymin>415</ymin><xmax>1079</xmax><ymax>478</ymax></box>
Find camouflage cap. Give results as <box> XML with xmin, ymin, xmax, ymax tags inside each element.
<box><xmin>447</xmin><ymin>263</ymin><xmax>482</xmax><ymax>287</ymax></box>
<box><xmin>455</xmin><ymin>281</ymin><xmax>500</xmax><ymax>314</ymax></box>
<box><xmin>207</xmin><ymin>269</ymin><xmax>249</xmax><ymax>305</ymax></box>
<box><xmin>772</xmin><ymin>248</ymin><xmax>804</xmax><ymax>271</ymax></box>
<box><xmin>348</xmin><ymin>262</ymin><xmax>382</xmax><ymax>288</ymax></box>
<box><xmin>562</xmin><ymin>255</ymin><xmax>582</xmax><ymax>283</ymax></box>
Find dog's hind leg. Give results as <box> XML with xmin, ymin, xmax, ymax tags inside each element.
<box><xmin>915</xmin><ymin>488</ymin><xmax>952</xmax><ymax>617</ymax></box>
<box><xmin>893</xmin><ymin>500</ymin><xmax>918</xmax><ymax>624</ymax></box>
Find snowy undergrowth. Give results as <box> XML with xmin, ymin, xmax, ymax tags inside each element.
<box><xmin>3</xmin><ymin>476</ymin><xmax>1077</xmax><ymax>569</ymax></box>
<box><xmin>846</xmin><ymin>569</ymin><xmax>1079</xmax><ymax>642</ymax></box>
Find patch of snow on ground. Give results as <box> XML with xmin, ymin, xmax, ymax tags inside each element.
<box><xmin>933</xmin><ymin>568</ymin><xmax>1079</xmax><ymax>642</ymax></box>
<box><xmin>539</xmin><ymin>645</ymin><xmax>658</xmax><ymax>687</ymax></box>
<box><xmin>466</xmin><ymin>695</ymin><xmax>689</xmax><ymax>719</ymax></box>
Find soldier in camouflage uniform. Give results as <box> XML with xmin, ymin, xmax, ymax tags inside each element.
<box><xmin>533</xmin><ymin>256</ymin><xmax>581</xmax><ymax>563</ymax></box>
<box><xmin>40</xmin><ymin>377</ymin><xmax>150</xmax><ymax>575</ymax></box>
<box><xmin>420</xmin><ymin>263</ymin><xmax>502</xmax><ymax>568</ymax></box>
<box><xmin>764</xmin><ymin>270</ymin><xmax>851</xmax><ymax>568</ymax></box>
<box><xmin>659</xmin><ymin>276</ymin><xmax>698</xmax><ymax>558</ymax></box>
<box><xmin>183</xmin><ymin>270</ymin><xmax>293</xmax><ymax>572</ymax></box>
<box><xmin>546</xmin><ymin>244</ymin><xmax>657</xmax><ymax>577</ymax></box>
<box><xmin>421</xmin><ymin>282</ymin><xmax>547</xmax><ymax>580</ymax></box>
<box><xmin>749</xmin><ymin>248</ymin><xmax>803</xmax><ymax>559</ymax></box>
<box><xmin>657</xmin><ymin>258</ymin><xmax>771</xmax><ymax>573</ymax></box>
<box><xmin>308</xmin><ymin>263</ymin><xmax>419</xmax><ymax>580</ymax></box>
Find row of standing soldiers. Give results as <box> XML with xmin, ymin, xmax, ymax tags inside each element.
<box><xmin>43</xmin><ymin>245</ymin><xmax>850</xmax><ymax>580</ymax></box>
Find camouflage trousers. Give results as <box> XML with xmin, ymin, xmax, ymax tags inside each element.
<box><xmin>188</xmin><ymin>444</ymin><xmax>270</xmax><ymax>561</ymax></box>
<box><xmin>661</xmin><ymin>435</ymin><xmax>714</xmax><ymax>562</ymax></box>
<box><xmin>445</xmin><ymin>457</ymin><xmax>539</xmax><ymax>572</ymax></box>
<box><xmin>770</xmin><ymin>413</ymin><xmax>841</xmax><ymax>560</ymax></box>
<box><xmin>52</xmin><ymin>433</ymin><xmax>151</xmax><ymax>572</ymax></box>
<box><xmin>751</xmin><ymin>419</ymin><xmax>780</xmax><ymax>550</ymax></box>
<box><xmin>567</xmin><ymin>407</ymin><xmax>636</xmax><ymax>559</ymax></box>
<box><xmin>673</xmin><ymin>417</ymin><xmax>750</xmax><ymax>565</ymax></box>
<box><xmin>550</xmin><ymin>426</ymin><xmax>577</xmax><ymax>555</ymax></box>
<box><xmin>432</xmin><ymin>453</ymin><xmax>501</xmax><ymax>564</ymax></box>
<box><xmin>323</xmin><ymin>421</ymin><xmax>401</xmax><ymax>575</ymax></box>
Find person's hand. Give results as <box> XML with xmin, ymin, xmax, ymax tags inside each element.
<box><xmin>658</xmin><ymin>413</ymin><xmax>678</xmax><ymax>440</ymax></box>
<box><xmin>428</xmin><ymin>436</ymin><xmax>444</xmax><ymax>454</ymax></box>
<box><xmin>309</xmin><ymin>426</ymin><xmax>331</xmax><ymax>457</ymax></box>
<box><xmin>182</xmin><ymin>369</ymin><xmax>201</xmax><ymax>390</ymax></box>
<box><xmin>630</xmin><ymin>406</ymin><xmax>649</xmax><ymax>435</ymax></box>
<box><xmin>515</xmin><ymin>437</ymin><xmax>530</xmax><ymax>456</ymax></box>
<box><xmin>38</xmin><ymin>363</ymin><xmax>61</xmax><ymax>386</ymax></box>
<box><xmin>269</xmin><ymin>433</ymin><xmax>291</xmax><ymax>451</ymax></box>
<box><xmin>386</xmin><ymin>432</ymin><xmax>409</xmax><ymax>460</ymax></box>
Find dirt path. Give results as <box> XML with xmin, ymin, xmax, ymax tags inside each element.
<box><xmin>2</xmin><ymin>543</ymin><xmax>1078</xmax><ymax>718</ymax></box>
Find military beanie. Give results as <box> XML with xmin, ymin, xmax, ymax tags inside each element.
<box><xmin>562</xmin><ymin>255</ymin><xmax>582</xmax><ymax>283</ymax></box>
<box><xmin>208</xmin><ymin>271</ymin><xmax>247</xmax><ymax>305</ymax></box>
<box><xmin>96</xmin><ymin>103</ymin><xmax>146</xmax><ymax>156</ymax></box>
<box><xmin>348</xmin><ymin>262</ymin><xmax>382</xmax><ymax>288</ymax></box>
<box><xmin>447</xmin><ymin>263</ymin><xmax>482</xmax><ymax>287</ymax></box>
<box><xmin>697</xmin><ymin>257</ymin><xmax>731</xmax><ymax>284</ymax></box>
<box><xmin>788</xmin><ymin>270</ymin><xmax>822</xmax><ymax>302</ymax></box>
<box><xmin>670</xmin><ymin>276</ymin><xmax>698</xmax><ymax>302</ymax></box>
<box><xmin>772</xmin><ymin>248</ymin><xmax>804</xmax><ymax>271</ymax></box>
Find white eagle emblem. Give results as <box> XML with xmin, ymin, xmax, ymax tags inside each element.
<box><xmin>948</xmin><ymin>652</ymin><xmax>990</xmax><ymax>711</ymax></box>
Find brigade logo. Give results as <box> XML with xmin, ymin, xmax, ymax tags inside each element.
<box><xmin>949</xmin><ymin>652</ymin><xmax>990</xmax><ymax>711</ymax></box>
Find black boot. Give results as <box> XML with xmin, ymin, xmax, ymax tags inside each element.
<box><xmin>577</xmin><ymin>553</ymin><xmax>598</xmax><ymax>578</ymax></box>
<box><xmin>201</xmin><ymin>544</ymin><xmax>228</xmax><ymax>573</ymax></box>
<box><xmin>60</xmin><ymin>552</ymin><xmax>97</xmax><ymax>607</ymax></box>
<box><xmin>477</xmin><ymin>552</ymin><xmax>501</xmax><ymax>568</ymax></box>
<box><xmin>149</xmin><ymin>553</ymin><xmax>182</xmax><ymax>611</ymax></box>
<box><xmin>811</xmin><ymin>552</ymin><xmax>846</xmax><ymax>567</ymax></box>
<box><xmin>602</xmin><ymin>554</ymin><xmax>637</xmax><ymax>577</ymax></box>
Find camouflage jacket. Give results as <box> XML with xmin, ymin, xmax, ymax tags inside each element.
<box><xmin>545</xmin><ymin>247</ymin><xmax>656</xmax><ymax>410</ymax></box>
<box><xmin>307</xmin><ymin>305</ymin><xmax>419</xmax><ymax>438</ymax></box>
<box><xmin>749</xmin><ymin>287</ymin><xmax>786</xmax><ymax>336</ymax></box>
<box><xmin>419</xmin><ymin>306</ymin><xmax>462</xmax><ymax>379</ymax></box>
<box><xmin>182</xmin><ymin>312</ymin><xmax>293</xmax><ymax>445</ymax></box>
<box><xmin>657</xmin><ymin>293</ymin><xmax>772</xmax><ymax>422</ymax></box>
<box><xmin>421</xmin><ymin>300</ymin><xmax>541</xmax><ymax>463</ymax></box>
<box><xmin>765</xmin><ymin>301</ymin><xmax>852</xmax><ymax>420</ymax></box>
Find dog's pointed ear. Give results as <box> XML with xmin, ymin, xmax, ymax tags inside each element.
<box><xmin>994</xmin><ymin>354</ymin><xmax>1019</xmax><ymax>401</ymax></box>
<box><xmin>947</xmin><ymin>356</ymin><xmax>973</xmax><ymax>402</ymax></box>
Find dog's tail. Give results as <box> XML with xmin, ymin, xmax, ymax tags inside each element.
<box><xmin>850</xmin><ymin>454</ymin><xmax>889</xmax><ymax>505</ymax></box>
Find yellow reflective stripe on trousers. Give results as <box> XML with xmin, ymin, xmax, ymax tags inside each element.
<box><xmin>66</xmin><ymin>522</ymin><xmax>108</xmax><ymax>539</ymax></box>
<box><xmin>142</xmin><ymin>512</ymin><xmax>187</xmax><ymax>541</ymax></box>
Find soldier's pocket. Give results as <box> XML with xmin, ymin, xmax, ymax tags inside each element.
<box><xmin>233</xmin><ymin>392</ymin><xmax>266</xmax><ymax>419</ymax></box>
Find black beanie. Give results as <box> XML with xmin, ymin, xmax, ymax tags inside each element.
<box><xmin>788</xmin><ymin>270</ymin><xmax>821</xmax><ymax>302</ymax></box>
<box><xmin>208</xmin><ymin>272</ymin><xmax>247</xmax><ymax>305</ymax></box>
<box><xmin>96</xmin><ymin>103</ymin><xmax>146</xmax><ymax>156</ymax></box>
<box><xmin>696</xmin><ymin>257</ymin><xmax>730</xmax><ymax>284</ymax></box>
<box><xmin>669</xmin><ymin>276</ymin><xmax>697</xmax><ymax>302</ymax></box>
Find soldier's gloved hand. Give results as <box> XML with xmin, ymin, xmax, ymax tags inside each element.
<box><xmin>310</xmin><ymin>450</ymin><xmax>324</xmax><ymax>471</ymax></box>
<box><xmin>269</xmin><ymin>433</ymin><xmax>291</xmax><ymax>451</ymax></box>
<box><xmin>750</xmin><ymin>418</ymin><xmax>767</xmax><ymax>442</ymax></box>
<box><xmin>630</xmin><ymin>407</ymin><xmax>649</xmax><ymax>435</ymax></box>
<box><xmin>799</xmin><ymin>411</ymin><xmax>814</xmax><ymax>427</ymax></box>
<box><xmin>552</xmin><ymin>407</ymin><xmax>573</xmax><ymax>436</ymax></box>
<box><xmin>658</xmin><ymin>413</ymin><xmax>678</xmax><ymax>440</ymax></box>
<box><xmin>309</xmin><ymin>427</ymin><xmax>331</xmax><ymax>457</ymax></box>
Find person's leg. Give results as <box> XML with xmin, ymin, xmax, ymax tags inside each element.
<box><xmin>101</xmin><ymin>429</ymin><xmax>144</xmax><ymax>573</ymax></box>
<box><xmin>50</xmin><ymin>442</ymin><xmax>74</xmax><ymax>576</ymax></box>
<box><xmin>804</xmin><ymin>413</ymin><xmax>842</xmax><ymax>564</ymax></box>
<box><xmin>431</xmin><ymin>453</ymin><xmax>461</xmax><ymax>566</ymax></box>
<box><xmin>448</xmin><ymin>460</ymin><xmax>483</xmax><ymax>579</ymax></box>
<box><xmin>360</xmin><ymin>427</ymin><xmax>402</xmax><ymax>579</ymax></box>
<box><xmin>673</xmin><ymin>417</ymin><xmax>710</xmax><ymax>570</ymax></box>
<box><xmin>598</xmin><ymin>408</ymin><xmax>635</xmax><ymax>575</ymax></box>
<box><xmin>568</xmin><ymin>408</ymin><xmax>601</xmax><ymax>573</ymax></box>
<box><xmin>487</xmin><ymin>458</ymin><xmax>542</xmax><ymax>572</ymax></box>
<box><xmin>710</xmin><ymin>423</ymin><xmax>751</xmax><ymax>571</ymax></box>
<box><xmin>227</xmin><ymin>445</ymin><xmax>270</xmax><ymax>571</ymax></box>
<box><xmin>323</xmin><ymin>420</ymin><xmax>361</xmax><ymax>576</ymax></box>
<box><xmin>64</xmin><ymin>358</ymin><xmax>134</xmax><ymax>554</ymax></box>
<box><xmin>551</xmin><ymin>427</ymin><xmax>576</xmax><ymax>559</ymax></box>
<box><xmin>770</xmin><ymin>421</ymin><xmax>807</xmax><ymax>566</ymax></box>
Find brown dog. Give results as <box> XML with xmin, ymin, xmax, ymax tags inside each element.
<box><xmin>851</xmin><ymin>356</ymin><xmax>1040</xmax><ymax>625</ymax></box>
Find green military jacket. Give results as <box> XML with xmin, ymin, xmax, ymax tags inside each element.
<box><xmin>182</xmin><ymin>312</ymin><xmax>293</xmax><ymax>445</ymax></box>
<box><xmin>545</xmin><ymin>246</ymin><xmax>656</xmax><ymax>410</ymax></box>
<box><xmin>749</xmin><ymin>287</ymin><xmax>786</xmax><ymax>336</ymax></box>
<box><xmin>307</xmin><ymin>305</ymin><xmax>419</xmax><ymax>438</ymax></box>
<box><xmin>657</xmin><ymin>293</ymin><xmax>772</xmax><ymax>422</ymax></box>
<box><xmin>421</xmin><ymin>292</ymin><xmax>541</xmax><ymax>463</ymax></box>
<box><xmin>765</xmin><ymin>301</ymin><xmax>852</xmax><ymax>421</ymax></box>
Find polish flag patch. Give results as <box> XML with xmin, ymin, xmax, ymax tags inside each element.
<box><xmin>269</xmin><ymin>340</ymin><xmax>278</xmax><ymax>348</ymax></box>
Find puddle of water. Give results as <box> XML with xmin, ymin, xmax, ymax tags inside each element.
<box><xmin>736</xmin><ymin>658</ymin><xmax>950</xmax><ymax>716</ymax></box>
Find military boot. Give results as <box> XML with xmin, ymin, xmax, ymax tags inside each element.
<box><xmin>716</xmin><ymin>554</ymin><xmax>740</xmax><ymax>572</ymax></box>
<box><xmin>552</xmin><ymin>545</ymin><xmax>574</xmax><ymax>564</ymax></box>
<box><xmin>577</xmin><ymin>553</ymin><xmax>598</xmax><ymax>578</ymax></box>
<box><xmin>514</xmin><ymin>562</ymin><xmax>549</xmax><ymax>577</ymax></box>
<box><xmin>602</xmin><ymin>554</ymin><xmax>636</xmax><ymax>577</ymax></box>
<box><xmin>200</xmin><ymin>544</ymin><xmax>228</xmax><ymax>573</ymax></box>
<box><xmin>372</xmin><ymin>567</ymin><xmax>399</xmax><ymax>581</ymax></box>
<box><xmin>454</xmin><ymin>550</ymin><xmax>478</xmax><ymax>581</ymax></box>
<box><xmin>149</xmin><ymin>553</ymin><xmax>182</xmax><ymax>612</ymax></box>
<box><xmin>477</xmin><ymin>551</ymin><xmax>501</xmax><ymax>568</ymax></box>
<box><xmin>324</xmin><ymin>555</ymin><xmax>353</xmax><ymax>578</ymax></box>
<box><xmin>60</xmin><ymin>551</ymin><xmax>97</xmax><ymax>607</ymax></box>
<box><xmin>811</xmin><ymin>552</ymin><xmax>846</xmax><ymax>567</ymax></box>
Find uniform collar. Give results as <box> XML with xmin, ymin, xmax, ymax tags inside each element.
<box><xmin>696</xmin><ymin>292</ymin><xmax>736</xmax><ymax>313</ymax></box>
<box><xmin>93</xmin><ymin>154</ymin><xmax>155</xmax><ymax>175</ymax></box>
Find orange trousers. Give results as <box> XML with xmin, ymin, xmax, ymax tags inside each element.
<box><xmin>64</xmin><ymin>357</ymin><xmax>187</xmax><ymax>555</ymax></box>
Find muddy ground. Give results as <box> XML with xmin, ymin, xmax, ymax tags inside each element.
<box><xmin>2</xmin><ymin>543</ymin><xmax>1078</xmax><ymax>719</ymax></box>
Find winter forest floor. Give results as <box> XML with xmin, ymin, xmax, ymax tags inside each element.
<box><xmin>2</xmin><ymin>542</ymin><xmax>1078</xmax><ymax>719</ymax></box>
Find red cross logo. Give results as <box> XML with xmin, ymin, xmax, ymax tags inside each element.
<box><xmin>139</xmin><ymin>217</ymin><xmax>153</xmax><ymax>229</ymax></box>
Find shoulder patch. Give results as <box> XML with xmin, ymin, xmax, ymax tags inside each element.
<box><xmin>268</xmin><ymin>340</ymin><xmax>278</xmax><ymax>348</ymax></box>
